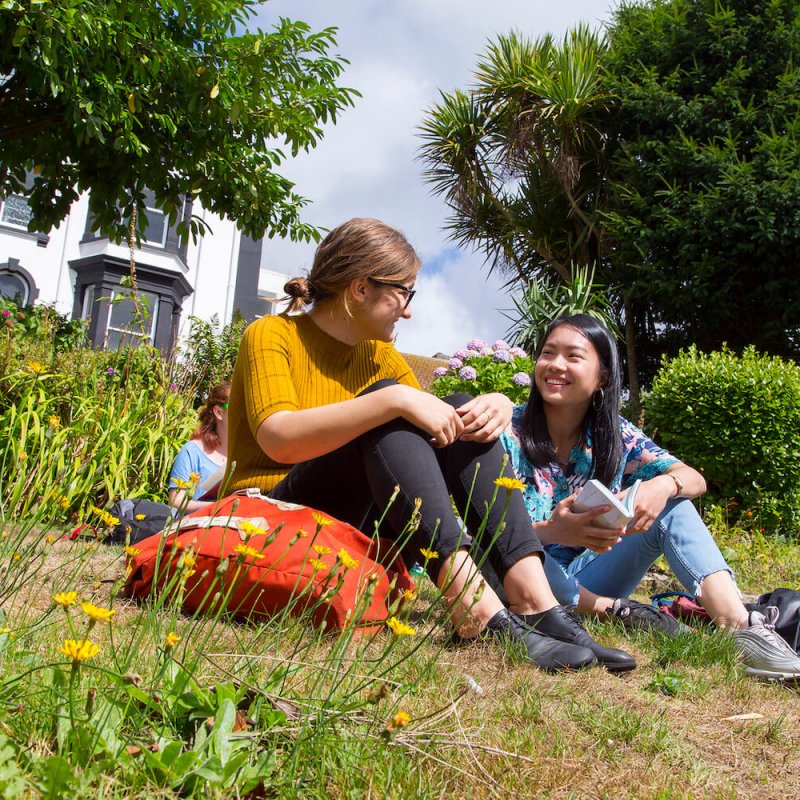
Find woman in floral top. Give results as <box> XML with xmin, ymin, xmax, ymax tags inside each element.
<box><xmin>501</xmin><ymin>315</ymin><xmax>800</xmax><ymax>679</ymax></box>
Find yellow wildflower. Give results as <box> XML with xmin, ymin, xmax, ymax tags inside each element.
<box><xmin>12</xmin><ymin>552</ymin><xmax>20</xmax><ymax>561</ymax></box>
<box><xmin>386</xmin><ymin>616</ymin><xmax>416</xmax><ymax>636</ymax></box>
<box><xmin>0</xmin><ymin>628</ymin><xmax>11</xmax><ymax>636</ymax></box>
<box><xmin>80</xmin><ymin>602</ymin><xmax>115</xmax><ymax>623</ymax></box>
<box><xmin>312</xmin><ymin>544</ymin><xmax>331</xmax><ymax>556</ymax></box>
<box><xmin>337</xmin><ymin>549</ymin><xmax>359</xmax><ymax>570</ymax></box>
<box><xmin>311</xmin><ymin>511</ymin><xmax>334</xmax><ymax>528</ymax></box>
<box><xmin>134</xmin><ymin>513</ymin><xmax>146</xmax><ymax>521</ymax></box>
<box><xmin>58</xmin><ymin>639</ymin><xmax>100</xmax><ymax>662</ymax></box>
<box><xmin>172</xmin><ymin>478</ymin><xmax>194</xmax><ymax>491</ymax></box>
<box><xmin>124</xmin><ymin>545</ymin><xmax>141</xmax><ymax>557</ymax></box>
<box><xmin>27</xmin><ymin>361</ymin><xmax>46</xmax><ymax>374</ymax></box>
<box><xmin>296</xmin><ymin>528</ymin><xmax>309</xmax><ymax>538</ymax></box>
<box><xmin>189</xmin><ymin>472</ymin><xmax>201</xmax><ymax>484</ymax></box>
<box><xmin>239</xmin><ymin>520</ymin><xmax>267</xmax><ymax>539</ymax></box>
<box><xmin>54</xmin><ymin>591</ymin><xmax>78</xmax><ymax>607</ymax></box>
<box><xmin>419</xmin><ymin>548</ymin><xmax>439</xmax><ymax>560</ymax></box>
<box><xmin>403</xmin><ymin>588</ymin><xmax>418</xmax><ymax>603</ymax></box>
<box><xmin>48</xmin><ymin>415</ymin><xmax>61</xmax><ymax>429</ymax></box>
<box><xmin>233</xmin><ymin>543</ymin><xmax>264</xmax><ymax>561</ymax></box>
<box><xmin>163</xmin><ymin>632</ymin><xmax>181</xmax><ymax>649</ymax></box>
<box><xmin>309</xmin><ymin>558</ymin><xmax>329</xmax><ymax>572</ymax></box>
<box><xmin>182</xmin><ymin>553</ymin><xmax>197</xmax><ymax>570</ymax></box>
<box><xmin>90</xmin><ymin>505</ymin><xmax>119</xmax><ymax>528</ymax></box>
<box><xmin>390</xmin><ymin>710</ymin><xmax>411</xmax><ymax>729</ymax></box>
<box><xmin>494</xmin><ymin>476</ymin><xmax>525</xmax><ymax>492</ymax></box>
<box><xmin>45</xmin><ymin>534</ymin><xmax>56</xmax><ymax>544</ymax></box>
<box><xmin>1</xmin><ymin>530</ymin><xmax>6</xmax><ymax>539</ymax></box>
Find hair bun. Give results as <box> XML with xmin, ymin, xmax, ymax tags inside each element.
<box><xmin>283</xmin><ymin>276</ymin><xmax>315</xmax><ymax>304</ymax></box>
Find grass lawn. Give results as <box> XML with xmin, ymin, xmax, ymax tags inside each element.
<box><xmin>0</xmin><ymin>521</ymin><xmax>798</xmax><ymax>799</ymax></box>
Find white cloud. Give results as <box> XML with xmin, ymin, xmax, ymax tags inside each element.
<box><xmin>253</xmin><ymin>1</ymin><xmax>618</xmax><ymax>353</ymax></box>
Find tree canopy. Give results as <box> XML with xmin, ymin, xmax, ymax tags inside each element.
<box><xmin>0</xmin><ymin>0</ymin><xmax>357</xmax><ymax>243</ymax></box>
<box><xmin>420</xmin><ymin>0</ymin><xmax>800</xmax><ymax>389</ymax></box>
<box><xmin>603</xmin><ymin>0</ymin><xmax>800</xmax><ymax>368</ymax></box>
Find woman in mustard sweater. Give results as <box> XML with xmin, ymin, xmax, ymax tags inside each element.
<box><xmin>226</xmin><ymin>218</ymin><xmax>634</xmax><ymax>672</ymax></box>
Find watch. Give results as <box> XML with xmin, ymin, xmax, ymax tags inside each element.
<box><xmin>667</xmin><ymin>473</ymin><xmax>684</xmax><ymax>498</ymax></box>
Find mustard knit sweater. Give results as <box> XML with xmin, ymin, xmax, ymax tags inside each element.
<box><xmin>226</xmin><ymin>313</ymin><xmax>420</xmax><ymax>493</ymax></box>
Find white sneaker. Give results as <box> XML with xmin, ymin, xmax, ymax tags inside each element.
<box><xmin>734</xmin><ymin>607</ymin><xmax>800</xmax><ymax>680</ymax></box>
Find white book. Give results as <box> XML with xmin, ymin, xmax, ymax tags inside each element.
<box><xmin>572</xmin><ymin>478</ymin><xmax>642</xmax><ymax>529</ymax></box>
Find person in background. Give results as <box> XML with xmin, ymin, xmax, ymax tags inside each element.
<box><xmin>168</xmin><ymin>383</ymin><xmax>229</xmax><ymax>514</ymax></box>
<box><xmin>501</xmin><ymin>314</ymin><xmax>800</xmax><ymax>680</ymax></box>
<box><xmin>225</xmin><ymin>217</ymin><xmax>636</xmax><ymax>673</ymax></box>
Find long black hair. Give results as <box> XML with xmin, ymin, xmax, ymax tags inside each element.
<box><xmin>518</xmin><ymin>314</ymin><xmax>623</xmax><ymax>486</ymax></box>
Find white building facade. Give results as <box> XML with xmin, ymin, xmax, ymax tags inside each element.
<box><xmin>0</xmin><ymin>190</ymin><xmax>290</xmax><ymax>351</ymax></box>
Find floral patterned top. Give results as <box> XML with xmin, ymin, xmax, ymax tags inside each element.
<box><xmin>500</xmin><ymin>406</ymin><xmax>678</xmax><ymax>566</ymax></box>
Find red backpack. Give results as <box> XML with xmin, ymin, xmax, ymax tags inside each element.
<box><xmin>123</xmin><ymin>491</ymin><xmax>414</xmax><ymax>634</ymax></box>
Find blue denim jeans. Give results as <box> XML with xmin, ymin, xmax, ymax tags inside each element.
<box><xmin>543</xmin><ymin>498</ymin><xmax>734</xmax><ymax>607</ymax></box>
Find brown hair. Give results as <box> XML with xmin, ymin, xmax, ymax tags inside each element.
<box><xmin>283</xmin><ymin>218</ymin><xmax>420</xmax><ymax>313</ymax></box>
<box><xmin>191</xmin><ymin>382</ymin><xmax>230</xmax><ymax>449</ymax></box>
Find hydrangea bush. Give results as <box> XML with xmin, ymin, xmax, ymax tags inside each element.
<box><xmin>431</xmin><ymin>339</ymin><xmax>534</xmax><ymax>403</ymax></box>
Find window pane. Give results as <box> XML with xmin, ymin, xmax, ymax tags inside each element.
<box><xmin>0</xmin><ymin>273</ymin><xmax>28</xmax><ymax>304</ymax></box>
<box><xmin>106</xmin><ymin>289</ymin><xmax>159</xmax><ymax>349</ymax></box>
<box><xmin>142</xmin><ymin>209</ymin><xmax>167</xmax><ymax>245</ymax></box>
<box><xmin>81</xmin><ymin>285</ymin><xmax>96</xmax><ymax>320</ymax></box>
<box><xmin>1</xmin><ymin>195</ymin><xmax>33</xmax><ymax>228</ymax></box>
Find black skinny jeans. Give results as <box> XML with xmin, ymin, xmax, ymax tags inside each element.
<box><xmin>269</xmin><ymin>381</ymin><xmax>543</xmax><ymax>583</ymax></box>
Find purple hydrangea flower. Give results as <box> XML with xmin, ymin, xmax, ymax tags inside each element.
<box><xmin>466</xmin><ymin>338</ymin><xmax>487</xmax><ymax>351</ymax></box>
<box><xmin>492</xmin><ymin>339</ymin><xmax>511</xmax><ymax>351</ymax></box>
<box><xmin>453</xmin><ymin>349</ymin><xmax>468</xmax><ymax>360</ymax></box>
<box><xmin>493</xmin><ymin>349</ymin><xmax>512</xmax><ymax>363</ymax></box>
<box><xmin>433</xmin><ymin>367</ymin><xmax>447</xmax><ymax>378</ymax></box>
<box><xmin>512</xmin><ymin>372</ymin><xmax>532</xmax><ymax>386</ymax></box>
<box><xmin>479</xmin><ymin>346</ymin><xmax>494</xmax><ymax>357</ymax></box>
<box><xmin>458</xmin><ymin>366</ymin><xmax>477</xmax><ymax>381</ymax></box>
<box><xmin>465</xmin><ymin>349</ymin><xmax>481</xmax><ymax>360</ymax></box>
<box><xmin>107</xmin><ymin>367</ymin><xmax>116</xmax><ymax>376</ymax></box>
<box><xmin>510</xmin><ymin>347</ymin><xmax>528</xmax><ymax>359</ymax></box>
<box><xmin>448</xmin><ymin>358</ymin><xmax>463</xmax><ymax>370</ymax></box>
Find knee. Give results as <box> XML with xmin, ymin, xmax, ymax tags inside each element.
<box><xmin>442</xmin><ymin>392</ymin><xmax>473</xmax><ymax>410</ymax></box>
<box><xmin>358</xmin><ymin>378</ymin><xmax>399</xmax><ymax>396</ymax></box>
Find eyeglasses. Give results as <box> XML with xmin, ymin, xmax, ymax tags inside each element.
<box><xmin>368</xmin><ymin>277</ymin><xmax>416</xmax><ymax>309</ymax></box>
<box><xmin>219</xmin><ymin>403</ymin><xmax>229</xmax><ymax>409</ymax></box>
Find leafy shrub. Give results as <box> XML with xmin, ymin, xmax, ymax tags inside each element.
<box><xmin>431</xmin><ymin>339</ymin><xmax>534</xmax><ymax>403</ymax></box>
<box><xmin>643</xmin><ymin>346</ymin><xmax>800</xmax><ymax>536</ymax></box>
<box><xmin>178</xmin><ymin>312</ymin><xmax>247</xmax><ymax>403</ymax></box>
<box><xmin>0</xmin><ymin>337</ymin><xmax>195</xmax><ymax>521</ymax></box>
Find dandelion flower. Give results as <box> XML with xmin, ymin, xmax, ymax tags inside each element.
<box><xmin>58</xmin><ymin>639</ymin><xmax>100</xmax><ymax>662</ymax></box>
<box><xmin>163</xmin><ymin>632</ymin><xmax>181</xmax><ymax>649</ymax></box>
<box><xmin>391</xmin><ymin>710</ymin><xmax>411</xmax><ymax>729</ymax></box>
<box><xmin>311</xmin><ymin>512</ymin><xmax>334</xmax><ymax>528</ymax></box>
<box><xmin>45</xmin><ymin>534</ymin><xmax>56</xmax><ymax>544</ymax></box>
<box><xmin>172</xmin><ymin>478</ymin><xmax>194</xmax><ymax>491</ymax></box>
<box><xmin>337</xmin><ymin>548</ymin><xmax>359</xmax><ymax>570</ymax></box>
<box><xmin>494</xmin><ymin>476</ymin><xmax>525</xmax><ymax>492</ymax></box>
<box><xmin>54</xmin><ymin>591</ymin><xmax>78</xmax><ymax>607</ymax></box>
<box><xmin>27</xmin><ymin>361</ymin><xmax>46</xmax><ymax>374</ymax></box>
<box><xmin>189</xmin><ymin>472</ymin><xmax>201</xmax><ymax>484</ymax></box>
<box><xmin>233</xmin><ymin>543</ymin><xmax>264</xmax><ymax>561</ymax></box>
<box><xmin>80</xmin><ymin>602</ymin><xmax>115</xmax><ymax>623</ymax></box>
<box><xmin>386</xmin><ymin>617</ymin><xmax>416</xmax><ymax>636</ymax></box>
<box><xmin>134</xmin><ymin>513</ymin><xmax>146</xmax><ymax>521</ymax></box>
<box><xmin>403</xmin><ymin>588</ymin><xmax>418</xmax><ymax>603</ymax></box>
<box><xmin>182</xmin><ymin>553</ymin><xmax>197</xmax><ymax>570</ymax></box>
<box><xmin>48</xmin><ymin>415</ymin><xmax>61</xmax><ymax>429</ymax></box>
<box><xmin>309</xmin><ymin>558</ymin><xmax>329</xmax><ymax>572</ymax></box>
<box><xmin>124</xmin><ymin>545</ymin><xmax>141</xmax><ymax>557</ymax></box>
<box><xmin>419</xmin><ymin>548</ymin><xmax>439</xmax><ymax>560</ymax></box>
<box><xmin>313</xmin><ymin>544</ymin><xmax>331</xmax><ymax>556</ymax></box>
<box><xmin>239</xmin><ymin>520</ymin><xmax>267</xmax><ymax>539</ymax></box>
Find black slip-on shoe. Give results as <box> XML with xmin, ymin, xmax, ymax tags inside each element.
<box><xmin>521</xmin><ymin>605</ymin><xmax>637</xmax><ymax>673</ymax></box>
<box><xmin>609</xmin><ymin>598</ymin><xmax>688</xmax><ymax>637</ymax></box>
<box><xmin>454</xmin><ymin>608</ymin><xmax>597</xmax><ymax>672</ymax></box>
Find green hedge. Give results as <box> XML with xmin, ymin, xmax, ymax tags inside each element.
<box><xmin>643</xmin><ymin>346</ymin><xmax>800</xmax><ymax>536</ymax></box>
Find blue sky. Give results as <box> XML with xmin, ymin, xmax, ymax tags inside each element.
<box><xmin>251</xmin><ymin>0</ymin><xmax>617</xmax><ymax>355</ymax></box>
